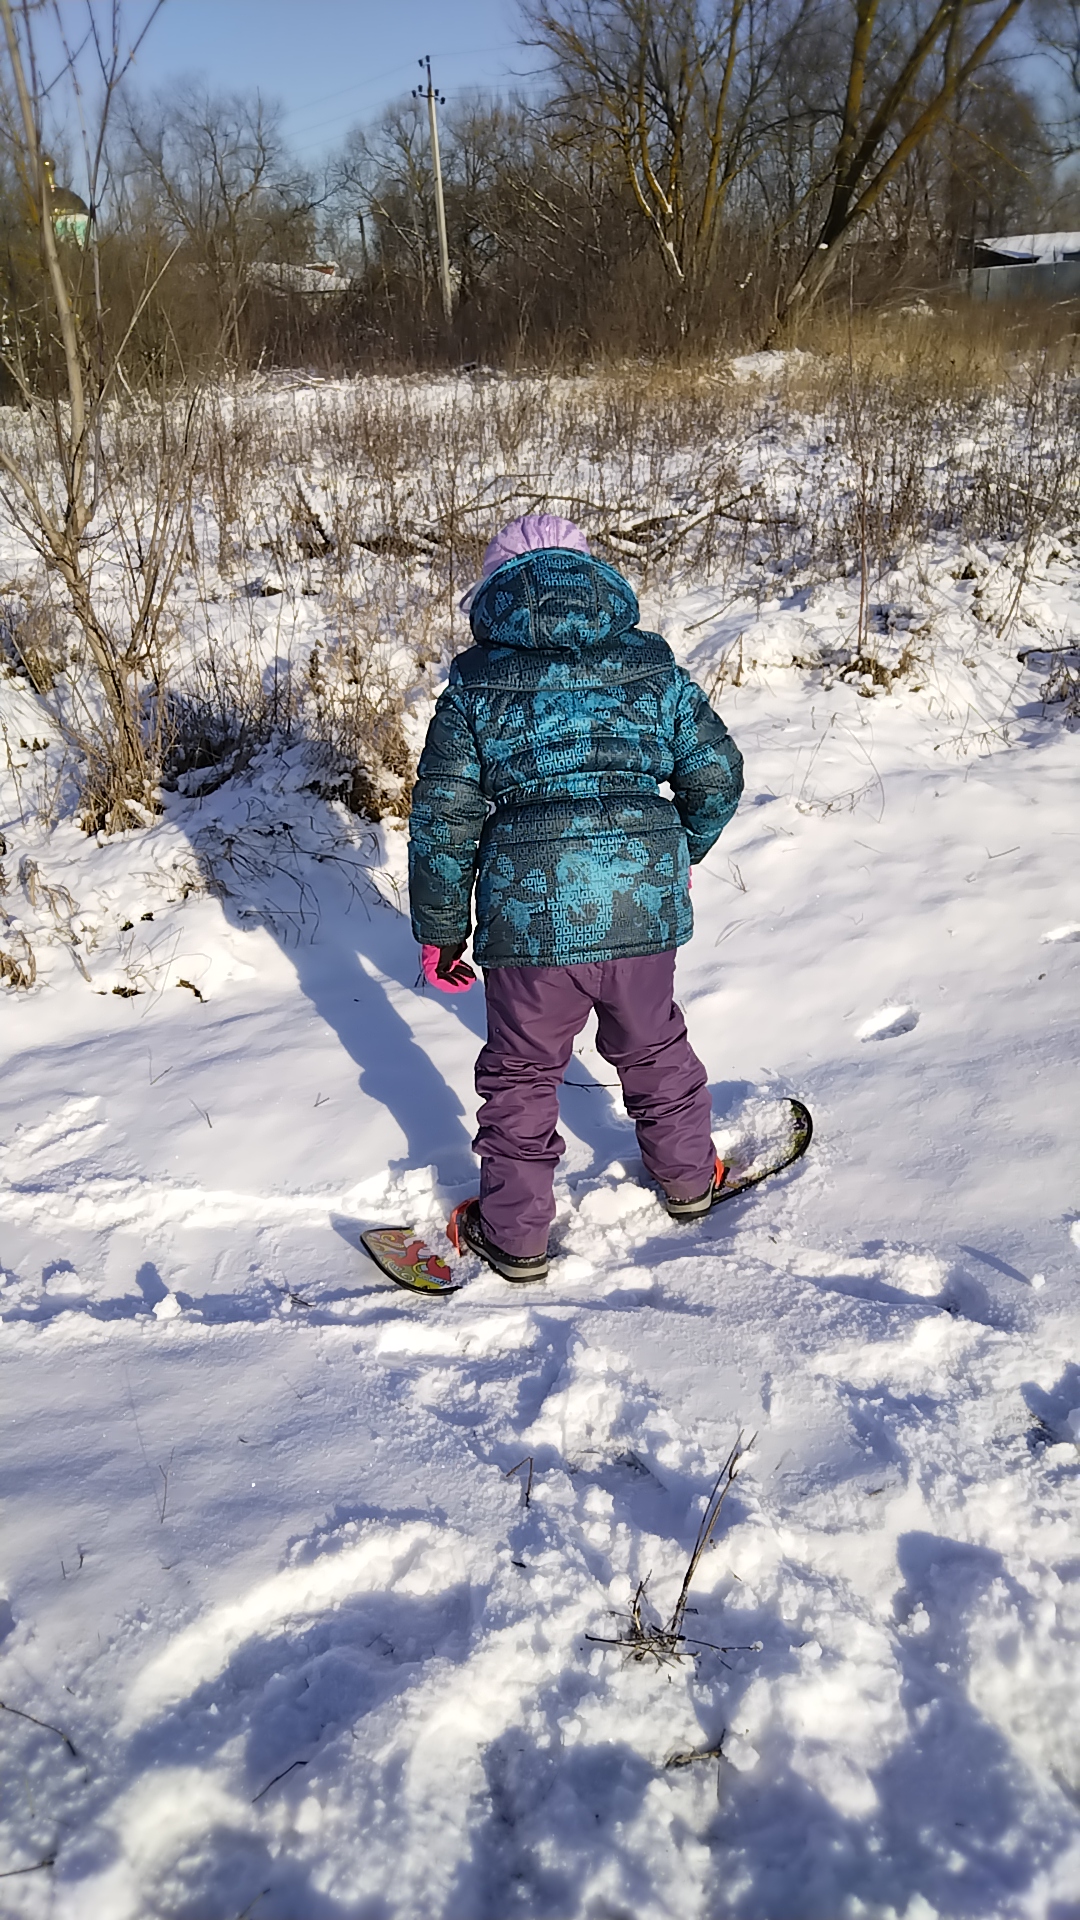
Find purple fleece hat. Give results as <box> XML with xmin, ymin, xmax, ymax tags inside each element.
<box><xmin>459</xmin><ymin>513</ymin><xmax>590</xmax><ymax>611</ymax></box>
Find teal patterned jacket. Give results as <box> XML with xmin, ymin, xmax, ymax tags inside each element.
<box><xmin>408</xmin><ymin>548</ymin><xmax>744</xmax><ymax>969</ymax></box>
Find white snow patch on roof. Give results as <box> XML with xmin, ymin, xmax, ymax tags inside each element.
<box><xmin>983</xmin><ymin>231</ymin><xmax>1080</xmax><ymax>262</ymax></box>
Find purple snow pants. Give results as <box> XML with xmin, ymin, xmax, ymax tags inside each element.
<box><xmin>474</xmin><ymin>951</ymin><xmax>716</xmax><ymax>1257</ymax></box>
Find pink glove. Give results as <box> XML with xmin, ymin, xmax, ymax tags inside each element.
<box><xmin>421</xmin><ymin>943</ymin><xmax>476</xmax><ymax>993</ymax></box>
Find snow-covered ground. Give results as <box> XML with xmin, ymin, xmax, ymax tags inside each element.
<box><xmin>2</xmin><ymin>370</ymin><xmax>1080</xmax><ymax>1918</ymax></box>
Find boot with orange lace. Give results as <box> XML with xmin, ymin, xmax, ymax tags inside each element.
<box><xmin>447</xmin><ymin>1200</ymin><xmax>549</xmax><ymax>1283</ymax></box>
<box><xmin>662</xmin><ymin>1154</ymin><xmax>728</xmax><ymax>1221</ymax></box>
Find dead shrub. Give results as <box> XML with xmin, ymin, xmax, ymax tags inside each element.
<box><xmin>161</xmin><ymin>596</ymin><xmax>414</xmax><ymax>823</ymax></box>
<box><xmin>1039</xmin><ymin>653</ymin><xmax>1080</xmax><ymax>721</ymax></box>
<box><xmin>76</xmin><ymin>736</ymin><xmax>159</xmax><ymax>836</ymax></box>
<box><xmin>161</xmin><ymin>646</ymin><xmax>302</xmax><ymax>795</ymax></box>
<box><xmin>0</xmin><ymin>592</ymin><xmax>67</xmax><ymax>694</ymax></box>
<box><xmin>306</xmin><ymin>636</ymin><xmax>413</xmax><ymax>822</ymax></box>
<box><xmin>0</xmin><ymin>926</ymin><xmax>36</xmax><ymax>989</ymax></box>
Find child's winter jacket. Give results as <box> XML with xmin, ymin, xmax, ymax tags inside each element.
<box><xmin>408</xmin><ymin>548</ymin><xmax>743</xmax><ymax>969</ymax></box>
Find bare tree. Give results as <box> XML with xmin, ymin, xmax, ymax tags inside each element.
<box><xmin>1033</xmin><ymin>0</ymin><xmax>1080</xmax><ymax>157</ymax></box>
<box><xmin>525</xmin><ymin>0</ymin><xmax>804</xmax><ymax>306</ymax></box>
<box><xmin>929</xmin><ymin>71</ymin><xmax>1052</xmax><ymax>265</ymax></box>
<box><xmin>335</xmin><ymin>93</ymin><xmax>591</xmax><ymax>315</ymax></box>
<box><xmin>770</xmin><ymin>0</ymin><xmax>1029</xmax><ymax>333</ymax></box>
<box><xmin>0</xmin><ymin>0</ymin><xmax>200</xmax><ymax>828</ymax></box>
<box><xmin>123</xmin><ymin>83</ymin><xmax>315</xmax><ymax>364</ymax></box>
<box><xmin>337</xmin><ymin>100</ymin><xmax>438</xmax><ymax>300</ymax></box>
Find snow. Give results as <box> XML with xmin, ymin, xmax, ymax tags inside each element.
<box><xmin>2</xmin><ymin>379</ymin><xmax>1080</xmax><ymax>1917</ymax></box>
<box><xmin>726</xmin><ymin>348</ymin><xmax>812</xmax><ymax>381</ymax></box>
<box><xmin>981</xmin><ymin>233</ymin><xmax>1080</xmax><ymax>264</ymax></box>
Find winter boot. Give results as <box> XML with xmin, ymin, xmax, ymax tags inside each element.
<box><xmin>447</xmin><ymin>1200</ymin><xmax>549</xmax><ymax>1283</ymax></box>
<box><xmin>663</xmin><ymin>1155</ymin><xmax>727</xmax><ymax>1221</ymax></box>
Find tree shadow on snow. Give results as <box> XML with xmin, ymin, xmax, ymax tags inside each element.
<box><xmin>124</xmin><ymin>1581</ymin><xmax>476</xmax><ymax>1788</ymax></box>
<box><xmin>61</xmin><ymin>1515</ymin><xmax>482</xmax><ymax>1920</ymax></box>
<box><xmin>450</xmin><ymin>1730</ymin><xmax>663</xmax><ymax>1920</ymax></box>
<box><xmin>700</xmin><ymin>1530</ymin><xmax>1076</xmax><ymax>1920</ymax></box>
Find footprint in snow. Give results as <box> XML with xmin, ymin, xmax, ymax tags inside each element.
<box><xmin>857</xmin><ymin>1003</ymin><xmax>920</xmax><ymax>1042</ymax></box>
<box><xmin>1041</xmin><ymin>923</ymin><xmax>1080</xmax><ymax>944</ymax></box>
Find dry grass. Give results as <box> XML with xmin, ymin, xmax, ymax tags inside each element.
<box><xmin>784</xmin><ymin>293</ymin><xmax>1080</xmax><ymax>391</ymax></box>
<box><xmin>0</xmin><ymin>921</ymin><xmax>36</xmax><ymax>989</ymax></box>
<box><xmin>4</xmin><ymin>308</ymin><xmax>1079</xmax><ymax>845</ymax></box>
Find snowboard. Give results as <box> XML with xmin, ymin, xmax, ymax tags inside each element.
<box><xmin>359</xmin><ymin>1228</ymin><xmax>463</xmax><ymax>1297</ymax></box>
<box><xmin>360</xmin><ymin>1098</ymin><xmax>812</xmax><ymax>1296</ymax></box>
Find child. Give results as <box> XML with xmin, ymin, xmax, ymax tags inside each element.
<box><xmin>408</xmin><ymin>515</ymin><xmax>744</xmax><ymax>1282</ymax></box>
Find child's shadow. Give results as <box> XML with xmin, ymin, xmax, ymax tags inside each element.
<box><xmin>238</xmin><ymin>865</ymin><xmax>627</xmax><ymax>1189</ymax></box>
<box><xmin>285</xmin><ymin>900</ymin><xmax>480</xmax><ymax>1182</ymax></box>
<box><xmin>193</xmin><ymin>819</ymin><xmax>480</xmax><ymax>1184</ymax></box>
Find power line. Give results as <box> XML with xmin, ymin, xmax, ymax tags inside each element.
<box><xmin>288</xmin><ymin>70</ymin><xmax>552</xmax><ymax>159</ymax></box>
<box><xmin>280</xmin><ymin>43</ymin><xmax>523</xmax><ymax>129</ymax></box>
<box><xmin>282</xmin><ymin>60</ymin><xmax>416</xmax><ymax>122</ymax></box>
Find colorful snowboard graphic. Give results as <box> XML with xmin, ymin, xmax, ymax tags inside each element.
<box><xmin>359</xmin><ymin>1228</ymin><xmax>462</xmax><ymax>1296</ymax></box>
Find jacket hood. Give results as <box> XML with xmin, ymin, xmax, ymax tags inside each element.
<box><xmin>469</xmin><ymin>548</ymin><xmax>639</xmax><ymax>653</ymax></box>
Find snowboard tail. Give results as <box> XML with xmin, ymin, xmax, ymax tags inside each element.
<box><xmin>712</xmin><ymin>1097</ymin><xmax>813</xmax><ymax>1206</ymax></box>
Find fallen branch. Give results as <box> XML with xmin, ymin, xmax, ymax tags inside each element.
<box><xmin>0</xmin><ymin>1855</ymin><xmax>55</xmax><ymax>1879</ymax></box>
<box><xmin>666</xmin><ymin>1732</ymin><xmax>727</xmax><ymax>1768</ymax></box>
<box><xmin>505</xmin><ymin>1456</ymin><xmax>534</xmax><ymax>1506</ymax></box>
<box><xmin>0</xmin><ymin>1699</ymin><xmax>78</xmax><ymax>1758</ymax></box>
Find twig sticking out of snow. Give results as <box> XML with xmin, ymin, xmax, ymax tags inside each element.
<box><xmin>252</xmin><ymin>1757</ymin><xmax>308</xmax><ymax>1803</ymax></box>
<box><xmin>0</xmin><ymin>1855</ymin><xmax>56</xmax><ymax>1879</ymax></box>
<box><xmin>670</xmin><ymin>1433</ymin><xmax>754</xmax><ymax>1639</ymax></box>
<box><xmin>157</xmin><ymin>1450</ymin><xmax>175</xmax><ymax>1526</ymax></box>
<box><xmin>505</xmin><ymin>1456</ymin><xmax>534</xmax><ymax>1507</ymax></box>
<box><xmin>589</xmin><ymin>1434</ymin><xmax>756</xmax><ymax>1665</ymax></box>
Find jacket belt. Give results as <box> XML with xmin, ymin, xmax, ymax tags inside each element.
<box><xmin>494</xmin><ymin>775</ymin><xmax>658</xmax><ymax>808</ymax></box>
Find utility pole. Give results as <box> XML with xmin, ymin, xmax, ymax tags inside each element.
<box><xmin>414</xmin><ymin>55</ymin><xmax>453</xmax><ymax>324</ymax></box>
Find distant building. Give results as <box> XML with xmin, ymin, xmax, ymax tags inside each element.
<box><xmin>960</xmin><ymin>232</ymin><xmax>1080</xmax><ymax>301</ymax></box>
<box><xmin>249</xmin><ymin>262</ymin><xmax>349</xmax><ymax>299</ymax></box>
<box><xmin>42</xmin><ymin>156</ymin><xmax>91</xmax><ymax>246</ymax></box>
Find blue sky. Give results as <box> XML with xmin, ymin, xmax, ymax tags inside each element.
<box><xmin>123</xmin><ymin>0</ymin><xmax>548</xmax><ymax>164</ymax></box>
